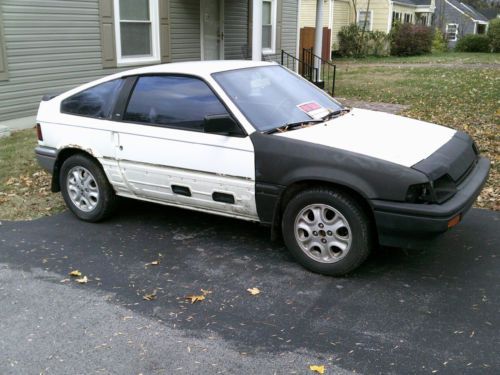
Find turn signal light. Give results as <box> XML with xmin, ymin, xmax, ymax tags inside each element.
<box><xmin>447</xmin><ymin>214</ymin><xmax>461</xmax><ymax>229</ymax></box>
<box><xmin>36</xmin><ymin>123</ymin><xmax>43</xmax><ymax>141</ymax></box>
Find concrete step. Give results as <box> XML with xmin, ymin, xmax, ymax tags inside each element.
<box><xmin>0</xmin><ymin>125</ymin><xmax>11</xmax><ymax>139</ymax></box>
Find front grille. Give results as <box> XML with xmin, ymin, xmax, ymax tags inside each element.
<box><xmin>455</xmin><ymin>157</ymin><xmax>477</xmax><ymax>187</ymax></box>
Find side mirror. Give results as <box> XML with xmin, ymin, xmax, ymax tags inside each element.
<box><xmin>204</xmin><ymin>114</ymin><xmax>244</xmax><ymax>136</ymax></box>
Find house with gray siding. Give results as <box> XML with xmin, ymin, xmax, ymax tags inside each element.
<box><xmin>0</xmin><ymin>0</ymin><xmax>299</xmax><ymax>130</ymax></box>
<box><xmin>434</xmin><ymin>0</ymin><xmax>489</xmax><ymax>47</ymax></box>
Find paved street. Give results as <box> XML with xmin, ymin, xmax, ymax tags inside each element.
<box><xmin>0</xmin><ymin>201</ymin><xmax>499</xmax><ymax>374</ymax></box>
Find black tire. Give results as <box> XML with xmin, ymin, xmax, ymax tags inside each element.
<box><xmin>282</xmin><ymin>187</ymin><xmax>373</xmax><ymax>276</ymax></box>
<box><xmin>60</xmin><ymin>154</ymin><xmax>116</xmax><ymax>222</ymax></box>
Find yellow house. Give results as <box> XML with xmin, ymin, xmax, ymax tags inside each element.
<box><xmin>299</xmin><ymin>0</ymin><xmax>435</xmax><ymax>49</ymax></box>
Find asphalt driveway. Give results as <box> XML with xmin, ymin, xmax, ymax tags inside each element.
<box><xmin>0</xmin><ymin>201</ymin><xmax>499</xmax><ymax>374</ymax></box>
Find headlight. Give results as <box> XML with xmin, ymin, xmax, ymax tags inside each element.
<box><xmin>406</xmin><ymin>182</ymin><xmax>433</xmax><ymax>203</ymax></box>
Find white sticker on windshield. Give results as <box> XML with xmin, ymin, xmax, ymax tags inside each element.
<box><xmin>297</xmin><ymin>101</ymin><xmax>330</xmax><ymax>120</ymax></box>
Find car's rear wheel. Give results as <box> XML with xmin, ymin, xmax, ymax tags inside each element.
<box><xmin>60</xmin><ymin>154</ymin><xmax>116</xmax><ymax>222</ymax></box>
<box><xmin>282</xmin><ymin>187</ymin><xmax>372</xmax><ymax>276</ymax></box>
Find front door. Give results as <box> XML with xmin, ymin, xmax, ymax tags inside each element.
<box><xmin>201</xmin><ymin>0</ymin><xmax>223</xmax><ymax>60</ymax></box>
<box><xmin>115</xmin><ymin>74</ymin><xmax>258</xmax><ymax>221</ymax></box>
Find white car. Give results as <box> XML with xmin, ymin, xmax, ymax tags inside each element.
<box><xmin>35</xmin><ymin>60</ymin><xmax>490</xmax><ymax>276</ymax></box>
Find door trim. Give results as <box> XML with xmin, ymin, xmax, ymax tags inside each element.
<box><xmin>200</xmin><ymin>0</ymin><xmax>224</xmax><ymax>60</ymax></box>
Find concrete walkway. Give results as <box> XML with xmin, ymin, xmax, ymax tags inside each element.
<box><xmin>337</xmin><ymin>98</ymin><xmax>409</xmax><ymax>114</ymax></box>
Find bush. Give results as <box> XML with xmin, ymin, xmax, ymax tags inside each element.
<box><xmin>338</xmin><ymin>25</ymin><xmax>389</xmax><ymax>57</ymax></box>
<box><xmin>338</xmin><ymin>24</ymin><xmax>369</xmax><ymax>57</ymax></box>
<box><xmin>369</xmin><ymin>31</ymin><xmax>390</xmax><ymax>56</ymax></box>
<box><xmin>390</xmin><ymin>23</ymin><xmax>433</xmax><ymax>56</ymax></box>
<box><xmin>455</xmin><ymin>34</ymin><xmax>490</xmax><ymax>52</ymax></box>
<box><xmin>431</xmin><ymin>28</ymin><xmax>447</xmax><ymax>53</ymax></box>
<box><xmin>487</xmin><ymin>18</ymin><xmax>500</xmax><ymax>52</ymax></box>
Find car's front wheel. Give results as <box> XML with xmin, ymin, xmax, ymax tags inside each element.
<box><xmin>282</xmin><ymin>187</ymin><xmax>373</xmax><ymax>276</ymax></box>
<box><xmin>60</xmin><ymin>154</ymin><xmax>116</xmax><ymax>222</ymax></box>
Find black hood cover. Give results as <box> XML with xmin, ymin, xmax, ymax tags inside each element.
<box><xmin>412</xmin><ymin>131</ymin><xmax>477</xmax><ymax>182</ymax></box>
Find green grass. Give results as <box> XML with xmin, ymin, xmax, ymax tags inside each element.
<box><xmin>0</xmin><ymin>129</ymin><xmax>65</xmax><ymax>220</ymax></box>
<box><xmin>333</xmin><ymin>65</ymin><xmax>499</xmax><ymax>210</ymax></box>
<box><xmin>333</xmin><ymin>52</ymin><xmax>500</xmax><ymax>65</ymax></box>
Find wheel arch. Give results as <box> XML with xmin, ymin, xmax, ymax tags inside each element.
<box><xmin>270</xmin><ymin>179</ymin><xmax>377</xmax><ymax>242</ymax></box>
<box><xmin>51</xmin><ymin>148</ymin><xmax>101</xmax><ymax>192</ymax></box>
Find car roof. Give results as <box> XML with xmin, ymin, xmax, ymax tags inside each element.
<box><xmin>118</xmin><ymin>60</ymin><xmax>277</xmax><ymax>79</ymax></box>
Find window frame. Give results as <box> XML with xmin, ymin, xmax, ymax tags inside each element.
<box><xmin>446</xmin><ymin>23</ymin><xmax>458</xmax><ymax>42</ymax></box>
<box><xmin>262</xmin><ymin>0</ymin><xmax>277</xmax><ymax>54</ymax></box>
<box><xmin>113</xmin><ymin>0</ymin><xmax>161</xmax><ymax>66</ymax></box>
<box><xmin>357</xmin><ymin>10</ymin><xmax>373</xmax><ymax>31</ymax></box>
<box><xmin>118</xmin><ymin>73</ymin><xmax>248</xmax><ymax>137</ymax></box>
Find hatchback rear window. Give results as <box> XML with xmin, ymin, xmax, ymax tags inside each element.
<box><xmin>61</xmin><ymin>79</ymin><xmax>125</xmax><ymax>119</ymax></box>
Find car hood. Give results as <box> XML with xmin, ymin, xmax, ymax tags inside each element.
<box><xmin>275</xmin><ymin>108</ymin><xmax>456</xmax><ymax>168</ymax></box>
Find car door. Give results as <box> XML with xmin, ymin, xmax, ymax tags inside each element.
<box><xmin>115</xmin><ymin>74</ymin><xmax>258</xmax><ymax>221</ymax></box>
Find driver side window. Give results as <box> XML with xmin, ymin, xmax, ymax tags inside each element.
<box><xmin>123</xmin><ymin>75</ymin><xmax>229</xmax><ymax>132</ymax></box>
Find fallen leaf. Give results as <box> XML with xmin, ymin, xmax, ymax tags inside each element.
<box><xmin>247</xmin><ymin>287</ymin><xmax>261</xmax><ymax>296</ymax></box>
<box><xmin>143</xmin><ymin>291</ymin><xmax>157</xmax><ymax>301</ymax></box>
<box><xmin>76</xmin><ymin>276</ymin><xmax>88</xmax><ymax>284</ymax></box>
<box><xmin>186</xmin><ymin>295</ymin><xmax>205</xmax><ymax>304</ymax></box>
<box><xmin>69</xmin><ymin>270</ymin><xmax>82</xmax><ymax>277</ymax></box>
<box><xmin>309</xmin><ymin>365</ymin><xmax>325</xmax><ymax>374</ymax></box>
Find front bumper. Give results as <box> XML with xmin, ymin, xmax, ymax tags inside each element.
<box><xmin>371</xmin><ymin>157</ymin><xmax>490</xmax><ymax>248</ymax></box>
<box><xmin>35</xmin><ymin>146</ymin><xmax>57</xmax><ymax>173</ymax></box>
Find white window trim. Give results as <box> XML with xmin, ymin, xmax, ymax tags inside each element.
<box><xmin>357</xmin><ymin>10</ymin><xmax>373</xmax><ymax>31</ymax></box>
<box><xmin>113</xmin><ymin>0</ymin><xmax>160</xmax><ymax>66</ymax></box>
<box><xmin>262</xmin><ymin>0</ymin><xmax>277</xmax><ymax>55</ymax></box>
<box><xmin>446</xmin><ymin>23</ymin><xmax>458</xmax><ymax>42</ymax></box>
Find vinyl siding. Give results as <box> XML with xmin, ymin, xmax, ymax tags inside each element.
<box><xmin>332</xmin><ymin>0</ymin><xmax>351</xmax><ymax>46</ymax></box>
<box><xmin>170</xmin><ymin>0</ymin><xmax>200</xmax><ymax>62</ymax></box>
<box><xmin>0</xmin><ymin>0</ymin><xmax>125</xmax><ymax>122</ymax></box>
<box><xmin>354</xmin><ymin>0</ymin><xmax>391</xmax><ymax>32</ymax></box>
<box><xmin>282</xmin><ymin>0</ymin><xmax>298</xmax><ymax>55</ymax></box>
<box><xmin>224</xmin><ymin>0</ymin><xmax>249</xmax><ymax>59</ymax></box>
<box><xmin>300</xmin><ymin>0</ymin><xmax>332</xmax><ymax>28</ymax></box>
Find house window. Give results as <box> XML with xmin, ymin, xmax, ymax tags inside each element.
<box><xmin>357</xmin><ymin>10</ymin><xmax>372</xmax><ymax>30</ymax></box>
<box><xmin>262</xmin><ymin>0</ymin><xmax>277</xmax><ymax>53</ymax></box>
<box><xmin>392</xmin><ymin>11</ymin><xmax>402</xmax><ymax>26</ymax></box>
<box><xmin>114</xmin><ymin>0</ymin><xmax>160</xmax><ymax>65</ymax></box>
<box><xmin>404</xmin><ymin>14</ymin><xmax>412</xmax><ymax>23</ymax></box>
<box><xmin>446</xmin><ymin>23</ymin><xmax>458</xmax><ymax>41</ymax></box>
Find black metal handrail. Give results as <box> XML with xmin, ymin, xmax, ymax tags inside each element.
<box><xmin>280</xmin><ymin>50</ymin><xmax>318</xmax><ymax>82</ymax></box>
<box><xmin>302</xmin><ymin>48</ymin><xmax>336</xmax><ymax>97</ymax></box>
<box><xmin>279</xmin><ymin>49</ymin><xmax>336</xmax><ymax>97</ymax></box>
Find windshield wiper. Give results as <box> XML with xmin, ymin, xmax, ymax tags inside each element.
<box><xmin>321</xmin><ymin>108</ymin><xmax>351</xmax><ymax>122</ymax></box>
<box><xmin>265</xmin><ymin>119</ymin><xmax>324</xmax><ymax>134</ymax></box>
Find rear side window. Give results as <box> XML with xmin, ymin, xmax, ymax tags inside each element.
<box><xmin>61</xmin><ymin>79</ymin><xmax>124</xmax><ymax>119</ymax></box>
<box><xmin>123</xmin><ymin>75</ymin><xmax>228</xmax><ymax>131</ymax></box>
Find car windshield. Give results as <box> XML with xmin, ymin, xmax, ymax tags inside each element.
<box><xmin>212</xmin><ymin>65</ymin><xmax>343</xmax><ymax>132</ymax></box>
